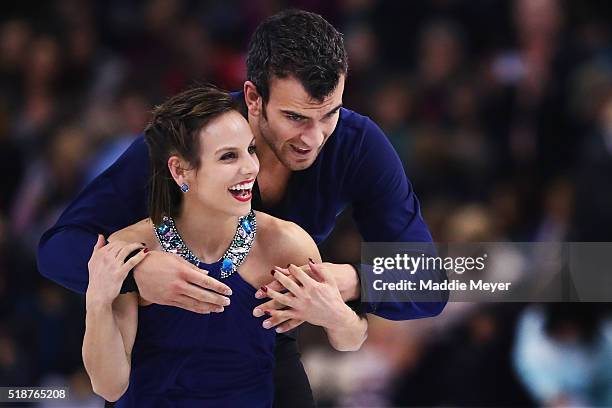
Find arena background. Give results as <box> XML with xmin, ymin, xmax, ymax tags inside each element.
<box><xmin>1</xmin><ymin>0</ymin><xmax>612</xmax><ymax>406</ymax></box>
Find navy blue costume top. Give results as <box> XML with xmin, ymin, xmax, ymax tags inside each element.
<box><xmin>117</xmin><ymin>258</ymin><xmax>275</xmax><ymax>407</ymax></box>
<box><xmin>38</xmin><ymin>103</ymin><xmax>446</xmax><ymax>320</ymax></box>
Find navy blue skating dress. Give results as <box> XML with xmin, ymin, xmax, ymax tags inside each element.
<box><xmin>115</xmin><ymin>212</ymin><xmax>275</xmax><ymax>407</ymax></box>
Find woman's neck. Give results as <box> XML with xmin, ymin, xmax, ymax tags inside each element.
<box><xmin>173</xmin><ymin>200</ymin><xmax>240</xmax><ymax>264</ymax></box>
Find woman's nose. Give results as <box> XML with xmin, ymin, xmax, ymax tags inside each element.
<box><xmin>242</xmin><ymin>155</ymin><xmax>259</xmax><ymax>176</ymax></box>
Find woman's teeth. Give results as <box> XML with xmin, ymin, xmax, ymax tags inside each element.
<box><xmin>228</xmin><ymin>180</ymin><xmax>254</xmax><ymax>201</ymax></box>
<box><xmin>228</xmin><ymin>180</ymin><xmax>254</xmax><ymax>191</ymax></box>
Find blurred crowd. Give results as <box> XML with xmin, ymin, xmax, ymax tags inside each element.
<box><xmin>1</xmin><ymin>0</ymin><xmax>612</xmax><ymax>406</ymax></box>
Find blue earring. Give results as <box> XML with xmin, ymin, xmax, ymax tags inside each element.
<box><xmin>180</xmin><ymin>183</ymin><xmax>189</xmax><ymax>193</ymax></box>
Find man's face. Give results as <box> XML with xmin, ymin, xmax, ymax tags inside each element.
<box><xmin>257</xmin><ymin>75</ymin><xmax>344</xmax><ymax>171</ymax></box>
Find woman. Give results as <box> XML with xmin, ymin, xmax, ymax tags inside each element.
<box><xmin>82</xmin><ymin>85</ymin><xmax>367</xmax><ymax>407</ymax></box>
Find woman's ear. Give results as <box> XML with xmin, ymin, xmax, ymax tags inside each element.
<box><xmin>244</xmin><ymin>81</ymin><xmax>262</xmax><ymax>118</ymax></box>
<box><xmin>167</xmin><ymin>156</ymin><xmax>191</xmax><ymax>187</ymax></box>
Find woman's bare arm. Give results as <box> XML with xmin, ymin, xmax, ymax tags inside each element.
<box><xmin>83</xmin><ymin>292</ymin><xmax>138</xmax><ymax>401</ymax></box>
<box><xmin>82</xmin><ymin>235</ymin><xmax>146</xmax><ymax>401</ymax></box>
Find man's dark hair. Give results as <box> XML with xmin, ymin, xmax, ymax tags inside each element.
<box><xmin>144</xmin><ymin>85</ymin><xmax>238</xmax><ymax>224</ymax></box>
<box><xmin>246</xmin><ymin>9</ymin><xmax>348</xmax><ymax>103</ymax></box>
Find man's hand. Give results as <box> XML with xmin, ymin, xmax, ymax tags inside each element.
<box><xmin>254</xmin><ymin>262</ymin><xmax>358</xmax><ymax>333</ymax></box>
<box><xmin>254</xmin><ymin>262</ymin><xmax>360</xmax><ymax>302</ymax></box>
<box><xmin>134</xmin><ymin>250</ymin><xmax>232</xmax><ymax>314</ymax></box>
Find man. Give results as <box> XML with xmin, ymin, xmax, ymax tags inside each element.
<box><xmin>38</xmin><ymin>9</ymin><xmax>446</xmax><ymax>407</ymax></box>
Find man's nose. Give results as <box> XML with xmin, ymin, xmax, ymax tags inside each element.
<box><xmin>300</xmin><ymin>123</ymin><xmax>325</xmax><ymax>149</ymax></box>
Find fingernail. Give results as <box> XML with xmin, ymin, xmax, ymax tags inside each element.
<box><xmin>253</xmin><ymin>308</ymin><xmax>263</xmax><ymax>317</ymax></box>
<box><xmin>260</xmin><ymin>286</ymin><xmax>267</xmax><ymax>293</ymax></box>
<box><xmin>263</xmin><ymin>321</ymin><xmax>272</xmax><ymax>329</ymax></box>
<box><xmin>215</xmin><ymin>307</ymin><xmax>224</xmax><ymax>313</ymax></box>
<box><xmin>275</xmin><ymin>327</ymin><xmax>284</xmax><ymax>333</ymax></box>
<box><xmin>308</xmin><ymin>258</ymin><xmax>314</xmax><ymax>264</ymax></box>
<box><xmin>255</xmin><ymin>291</ymin><xmax>263</xmax><ymax>298</ymax></box>
<box><xmin>270</xmin><ymin>270</ymin><xmax>275</xmax><ymax>276</ymax></box>
<box><xmin>225</xmin><ymin>289</ymin><xmax>233</xmax><ymax>296</ymax></box>
<box><xmin>143</xmin><ymin>248</ymin><xmax>150</xmax><ymax>253</ymax></box>
<box><xmin>223</xmin><ymin>297</ymin><xmax>231</xmax><ymax>306</ymax></box>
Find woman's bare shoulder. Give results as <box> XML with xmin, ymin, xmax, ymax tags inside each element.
<box><xmin>108</xmin><ymin>219</ymin><xmax>157</xmax><ymax>248</ymax></box>
<box><xmin>254</xmin><ymin>211</ymin><xmax>303</xmax><ymax>241</ymax></box>
<box><xmin>253</xmin><ymin>211</ymin><xmax>321</xmax><ymax>265</ymax></box>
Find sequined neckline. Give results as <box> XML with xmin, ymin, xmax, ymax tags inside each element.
<box><xmin>154</xmin><ymin>210</ymin><xmax>257</xmax><ymax>279</ymax></box>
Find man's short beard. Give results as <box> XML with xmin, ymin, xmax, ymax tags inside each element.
<box><xmin>259</xmin><ymin>104</ymin><xmax>314</xmax><ymax>171</ymax></box>
<box><xmin>258</xmin><ymin>116</ymin><xmax>290</xmax><ymax>167</ymax></box>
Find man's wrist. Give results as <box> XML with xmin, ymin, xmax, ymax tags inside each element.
<box><xmin>340</xmin><ymin>263</ymin><xmax>361</xmax><ymax>302</ymax></box>
<box><xmin>326</xmin><ymin>303</ymin><xmax>360</xmax><ymax>332</ymax></box>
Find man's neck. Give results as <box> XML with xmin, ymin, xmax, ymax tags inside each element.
<box><xmin>257</xmin><ymin>149</ymin><xmax>292</xmax><ymax>209</ymax></box>
<box><xmin>256</xmin><ymin>140</ymin><xmax>289</xmax><ymax>180</ymax></box>
<box><xmin>174</xmin><ymin>200</ymin><xmax>238</xmax><ymax>263</ymax></box>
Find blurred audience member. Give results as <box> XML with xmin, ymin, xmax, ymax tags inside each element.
<box><xmin>514</xmin><ymin>303</ymin><xmax>612</xmax><ymax>407</ymax></box>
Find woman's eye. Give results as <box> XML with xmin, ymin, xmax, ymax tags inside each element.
<box><xmin>220</xmin><ymin>152</ymin><xmax>237</xmax><ymax>160</ymax></box>
<box><xmin>248</xmin><ymin>145</ymin><xmax>257</xmax><ymax>154</ymax></box>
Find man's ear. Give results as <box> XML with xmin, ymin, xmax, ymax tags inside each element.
<box><xmin>167</xmin><ymin>156</ymin><xmax>191</xmax><ymax>187</ymax></box>
<box><xmin>244</xmin><ymin>81</ymin><xmax>263</xmax><ymax>118</ymax></box>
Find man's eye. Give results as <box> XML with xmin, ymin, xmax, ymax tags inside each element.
<box><xmin>288</xmin><ymin>114</ymin><xmax>304</xmax><ymax>122</ymax></box>
<box><xmin>220</xmin><ymin>152</ymin><xmax>237</xmax><ymax>160</ymax></box>
<box><xmin>248</xmin><ymin>145</ymin><xmax>257</xmax><ymax>154</ymax></box>
<box><xmin>323</xmin><ymin>110</ymin><xmax>340</xmax><ymax>121</ymax></box>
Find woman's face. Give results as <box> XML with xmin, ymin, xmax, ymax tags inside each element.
<box><xmin>173</xmin><ymin>110</ymin><xmax>259</xmax><ymax>217</ymax></box>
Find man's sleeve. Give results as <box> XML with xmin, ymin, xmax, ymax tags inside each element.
<box><xmin>37</xmin><ymin>137</ymin><xmax>150</xmax><ymax>294</ymax></box>
<box><xmin>348</xmin><ymin>119</ymin><xmax>447</xmax><ymax>320</ymax></box>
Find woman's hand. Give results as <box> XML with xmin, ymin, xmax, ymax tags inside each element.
<box><xmin>255</xmin><ymin>262</ymin><xmax>360</xmax><ymax>302</ymax></box>
<box><xmin>86</xmin><ymin>235</ymin><xmax>148</xmax><ymax>307</ymax></box>
<box><xmin>261</xmin><ymin>260</ymin><xmax>355</xmax><ymax>332</ymax></box>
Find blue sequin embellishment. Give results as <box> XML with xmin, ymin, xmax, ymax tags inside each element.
<box><xmin>221</xmin><ymin>258</ymin><xmax>234</xmax><ymax>273</ymax></box>
<box><xmin>154</xmin><ymin>210</ymin><xmax>257</xmax><ymax>279</ymax></box>
<box><xmin>242</xmin><ymin>219</ymin><xmax>252</xmax><ymax>234</ymax></box>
